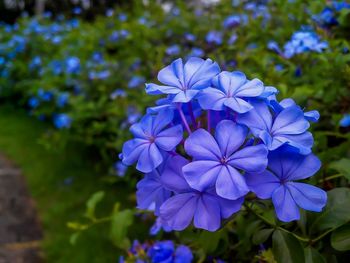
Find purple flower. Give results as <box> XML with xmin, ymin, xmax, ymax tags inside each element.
<box><xmin>159</xmin><ymin>154</ymin><xmax>244</xmax><ymax>231</ymax></box>
<box><xmin>237</xmin><ymin>100</ymin><xmax>313</xmax><ymax>154</ymax></box>
<box><xmin>122</xmin><ymin>110</ymin><xmax>183</xmax><ymax>172</ymax></box>
<box><xmin>128</xmin><ymin>76</ymin><xmax>145</xmax><ymax>89</ymax></box>
<box><xmin>198</xmin><ymin>71</ymin><xmax>264</xmax><ymax>113</ymax></box>
<box><xmin>246</xmin><ymin>148</ymin><xmax>327</xmax><ymax>222</ymax></box>
<box><xmin>146</xmin><ymin>57</ymin><xmax>220</xmax><ymax>103</ymax></box>
<box><xmin>114</xmin><ymin>161</ymin><xmax>128</xmax><ymax>177</ymax></box>
<box><xmin>183</xmin><ymin>120</ymin><xmax>268</xmax><ymax>200</ymax></box>
<box><xmin>149</xmin><ymin>217</ymin><xmax>171</xmax><ymax>235</ymax></box>
<box><xmin>110</xmin><ymin>89</ymin><xmax>127</xmax><ymax>99</ymax></box>
<box><xmin>148</xmin><ymin>241</ymin><xmax>174</xmax><ymax>263</ymax></box>
<box><xmin>53</xmin><ymin>114</ymin><xmax>72</xmax><ymax>129</ymax></box>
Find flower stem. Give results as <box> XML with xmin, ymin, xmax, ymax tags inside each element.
<box><xmin>187</xmin><ymin>102</ymin><xmax>197</xmax><ymax>128</ymax></box>
<box><xmin>318</xmin><ymin>173</ymin><xmax>342</xmax><ymax>183</ymax></box>
<box><xmin>177</xmin><ymin>103</ymin><xmax>192</xmax><ymax>134</ymax></box>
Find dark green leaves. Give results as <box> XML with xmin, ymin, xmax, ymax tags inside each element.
<box><xmin>253</xmin><ymin>228</ymin><xmax>274</xmax><ymax>245</ymax></box>
<box><xmin>85</xmin><ymin>191</ymin><xmax>105</xmax><ymax>220</ymax></box>
<box><xmin>310</xmin><ymin>188</ymin><xmax>350</xmax><ymax>233</ymax></box>
<box><xmin>272</xmin><ymin>230</ymin><xmax>305</xmax><ymax>263</ymax></box>
<box><xmin>329</xmin><ymin>159</ymin><xmax>350</xmax><ymax>180</ymax></box>
<box><xmin>331</xmin><ymin>225</ymin><xmax>350</xmax><ymax>251</ymax></box>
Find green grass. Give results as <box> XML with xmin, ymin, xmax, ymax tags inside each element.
<box><xmin>0</xmin><ymin>104</ymin><xmax>125</xmax><ymax>262</ymax></box>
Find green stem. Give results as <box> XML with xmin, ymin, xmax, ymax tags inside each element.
<box><xmin>318</xmin><ymin>131</ymin><xmax>349</xmax><ymax>139</ymax></box>
<box><xmin>318</xmin><ymin>173</ymin><xmax>342</xmax><ymax>183</ymax></box>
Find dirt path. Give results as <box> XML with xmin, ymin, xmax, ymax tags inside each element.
<box><xmin>0</xmin><ymin>154</ymin><xmax>43</xmax><ymax>263</ymax></box>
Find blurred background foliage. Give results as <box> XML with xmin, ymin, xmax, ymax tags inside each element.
<box><xmin>0</xmin><ymin>0</ymin><xmax>350</xmax><ymax>262</ymax></box>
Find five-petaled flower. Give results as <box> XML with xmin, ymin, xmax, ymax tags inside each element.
<box><xmin>122</xmin><ymin>109</ymin><xmax>183</xmax><ymax>172</ymax></box>
<box><xmin>183</xmin><ymin>120</ymin><xmax>268</xmax><ymax>200</ymax></box>
<box><xmin>145</xmin><ymin>57</ymin><xmax>220</xmax><ymax>103</ymax></box>
<box><xmin>198</xmin><ymin>71</ymin><xmax>264</xmax><ymax>113</ymax></box>
<box><xmin>246</xmin><ymin>147</ymin><xmax>327</xmax><ymax>222</ymax></box>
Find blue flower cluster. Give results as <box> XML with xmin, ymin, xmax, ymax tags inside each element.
<box><xmin>268</xmin><ymin>30</ymin><xmax>328</xmax><ymax>58</ymax></box>
<box><xmin>122</xmin><ymin>57</ymin><xmax>327</xmax><ymax>232</ymax></box>
<box><xmin>313</xmin><ymin>2</ymin><xmax>350</xmax><ymax>28</ymax></box>
<box><xmin>120</xmin><ymin>240</ymin><xmax>193</xmax><ymax>263</ymax></box>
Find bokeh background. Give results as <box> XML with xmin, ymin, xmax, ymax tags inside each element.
<box><xmin>0</xmin><ymin>0</ymin><xmax>349</xmax><ymax>262</ymax></box>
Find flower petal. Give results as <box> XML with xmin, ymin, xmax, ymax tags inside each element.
<box><xmin>215</xmin><ymin>120</ymin><xmax>247</xmax><ymax>157</ymax></box>
<box><xmin>287</xmin><ymin>182</ymin><xmax>327</xmax><ymax>212</ymax></box>
<box><xmin>223</xmin><ymin>97</ymin><xmax>253</xmax><ymax>113</ymax></box>
<box><xmin>184</xmin><ymin>128</ymin><xmax>221</xmax><ymax>160</ymax></box>
<box><xmin>234</xmin><ymin>78</ymin><xmax>264</xmax><ymax>97</ymax></box>
<box><xmin>185</xmin><ymin>58</ymin><xmax>220</xmax><ymax>90</ymax></box>
<box><xmin>218</xmin><ymin>196</ymin><xmax>244</xmax><ymax>219</ymax></box>
<box><xmin>215</xmin><ymin>165</ymin><xmax>249</xmax><ymax>200</ymax></box>
<box><xmin>161</xmin><ymin>155</ymin><xmax>191</xmax><ymax>193</ymax></box>
<box><xmin>228</xmin><ymin>144</ymin><xmax>268</xmax><ymax>173</ymax></box>
<box><xmin>245</xmin><ymin>170</ymin><xmax>280</xmax><ymax>199</ymax></box>
<box><xmin>155</xmin><ymin>125</ymin><xmax>183</xmax><ymax>151</ymax></box>
<box><xmin>197</xmin><ymin>88</ymin><xmax>226</xmax><ymax>111</ymax></box>
<box><xmin>272</xmin><ymin>132</ymin><xmax>314</xmax><ymax>154</ymax></box>
<box><xmin>271</xmin><ymin>105</ymin><xmax>310</xmax><ymax>135</ymax></box>
<box><xmin>272</xmin><ymin>185</ymin><xmax>300</xmax><ymax>222</ymax></box>
<box><xmin>145</xmin><ymin>83</ymin><xmax>180</xmax><ymax>95</ymax></box>
<box><xmin>160</xmin><ymin>193</ymin><xmax>197</xmax><ymax>231</ymax></box>
<box><xmin>152</xmin><ymin>109</ymin><xmax>174</xmax><ymax>134</ymax></box>
<box><xmin>122</xmin><ymin>138</ymin><xmax>149</xmax><ymax>166</ymax></box>
<box><xmin>194</xmin><ymin>194</ymin><xmax>221</xmax><ymax>231</ymax></box>
<box><xmin>158</xmin><ymin>58</ymin><xmax>184</xmax><ymax>87</ymax></box>
<box><xmin>268</xmin><ymin>148</ymin><xmax>321</xmax><ymax>181</ymax></box>
<box><xmin>183</xmin><ymin>160</ymin><xmax>221</xmax><ymax>191</ymax></box>
<box><xmin>172</xmin><ymin>89</ymin><xmax>199</xmax><ymax>103</ymax></box>
<box><xmin>136</xmin><ymin>143</ymin><xmax>164</xmax><ymax>173</ymax></box>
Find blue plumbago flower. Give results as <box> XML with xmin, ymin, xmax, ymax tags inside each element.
<box><xmin>65</xmin><ymin>57</ymin><xmax>80</xmax><ymax>74</ymax></box>
<box><xmin>128</xmin><ymin>76</ymin><xmax>146</xmax><ymax>89</ymax></box>
<box><xmin>37</xmin><ymin>88</ymin><xmax>53</xmax><ymax>101</ymax></box>
<box><xmin>159</xmin><ymin>154</ymin><xmax>244</xmax><ymax>231</ymax></box>
<box><xmin>109</xmin><ymin>30</ymin><xmax>129</xmax><ymax>42</ymax></box>
<box><xmin>89</xmin><ymin>70</ymin><xmax>111</xmax><ymax>80</ymax></box>
<box><xmin>56</xmin><ymin>92</ymin><xmax>69</xmax><ymax>108</ymax></box>
<box><xmin>28</xmin><ymin>97</ymin><xmax>40</xmax><ymax>108</ymax></box>
<box><xmin>340</xmin><ymin>114</ymin><xmax>350</xmax><ymax>127</ymax></box>
<box><xmin>72</xmin><ymin>7</ymin><xmax>82</xmax><ymax>15</ymax></box>
<box><xmin>53</xmin><ymin>113</ymin><xmax>72</xmax><ymax>129</ymax></box>
<box><xmin>206</xmin><ymin>31</ymin><xmax>223</xmax><ymax>45</ymax></box>
<box><xmin>198</xmin><ymin>71</ymin><xmax>264</xmax><ymax>113</ymax></box>
<box><xmin>91</xmin><ymin>52</ymin><xmax>104</xmax><ymax>64</ymax></box>
<box><xmin>223</xmin><ymin>15</ymin><xmax>241</xmax><ymax>28</ymax></box>
<box><xmin>283</xmin><ymin>31</ymin><xmax>328</xmax><ymax>58</ymax></box>
<box><xmin>0</xmin><ymin>57</ymin><xmax>5</xmax><ymax>66</ymax></box>
<box><xmin>183</xmin><ymin>120</ymin><xmax>268</xmax><ymax>200</ymax></box>
<box><xmin>122</xmin><ymin>110</ymin><xmax>183</xmax><ymax>173</ymax></box>
<box><xmin>29</xmin><ymin>56</ymin><xmax>42</xmax><ymax>71</ymax></box>
<box><xmin>149</xmin><ymin>217</ymin><xmax>171</xmax><ymax>235</ymax></box>
<box><xmin>146</xmin><ymin>57</ymin><xmax>220</xmax><ymax>103</ymax></box>
<box><xmin>184</xmin><ymin>33</ymin><xmax>196</xmax><ymax>42</ymax></box>
<box><xmin>237</xmin><ymin>100</ymin><xmax>313</xmax><ymax>154</ymax></box>
<box><xmin>50</xmin><ymin>60</ymin><xmax>63</xmax><ymax>75</ymax></box>
<box><xmin>313</xmin><ymin>7</ymin><xmax>338</xmax><ymax>28</ymax></box>
<box><xmin>166</xmin><ymin>44</ymin><xmax>181</xmax><ymax>56</ymax></box>
<box><xmin>118</xmin><ymin>13</ymin><xmax>128</xmax><ymax>22</ymax></box>
<box><xmin>110</xmin><ymin>89</ymin><xmax>127</xmax><ymax>99</ymax></box>
<box><xmin>123</xmin><ymin>57</ymin><xmax>324</xmax><ymax>232</ymax></box>
<box><xmin>228</xmin><ymin>34</ymin><xmax>238</xmax><ymax>45</ymax></box>
<box><xmin>188</xmin><ymin>47</ymin><xmax>204</xmax><ymax>58</ymax></box>
<box><xmin>113</xmin><ymin>161</ymin><xmax>128</xmax><ymax>177</ymax></box>
<box><xmin>246</xmin><ymin>147</ymin><xmax>327</xmax><ymax>222</ymax></box>
<box><xmin>333</xmin><ymin>1</ymin><xmax>350</xmax><ymax>11</ymax></box>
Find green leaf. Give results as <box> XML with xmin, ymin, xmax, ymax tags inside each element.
<box><xmin>272</xmin><ymin>230</ymin><xmax>305</xmax><ymax>263</ymax></box>
<box><xmin>305</xmin><ymin>247</ymin><xmax>326</xmax><ymax>263</ymax></box>
<box><xmin>66</xmin><ymin>222</ymin><xmax>89</xmax><ymax>231</ymax></box>
<box><xmin>69</xmin><ymin>232</ymin><xmax>81</xmax><ymax>246</ymax></box>
<box><xmin>110</xmin><ymin>203</ymin><xmax>133</xmax><ymax>250</ymax></box>
<box><xmin>329</xmin><ymin>158</ymin><xmax>350</xmax><ymax>180</ymax></box>
<box><xmin>196</xmin><ymin>230</ymin><xmax>227</xmax><ymax>253</ymax></box>
<box><xmin>85</xmin><ymin>191</ymin><xmax>105</xmax><ymax>220</ymax></box>
<box><xmin>252</xmin><ymin>228</ymin><xmax>274</xmax><ymax>245</ymax></box>
<box><xmin>331</xmin><ymin>224</ymin><xmax>350</xmax><ymax>251</ymax></box>
<box><xmin>310</xmin><ymin>188</ymin><xmax>350</xmax><ymax>233</ymax></box>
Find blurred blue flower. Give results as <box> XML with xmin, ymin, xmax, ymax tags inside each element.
<box><xmin>106</xmin><ymin>9</ymin><xmax>114</xmax><ymax>17</ymax></box>
<box><xmin>184</xmin><ymin>33</ymin><xmax>196</xmax><ymax>42</ymax></box>
<box><xmin>128</xmin><ymin>76</ymin><xmax>145</xmax><ymax>89</ymax></box>
<box><xmin>188</xmin><ymin>47</ymin><xmax>204</xmax><ymax>57</ymax></box>
<box><xmin>0</xmin><ymin>57</ymin><xmax>5</xmax><ymax>66</ymax></box>
<box><xmin>72</xmin><ymin>7</ymin><xmax>82</xmax><ymax>15</ymax></box>
<box><xmin>118</xmin><ymin>13</ymin><xmax>128</xmax><ymax>22</ymax></box>
<box><xmin>283</xmin><ymin>30</ymin><xmax>328</xmax><ymax>58</ymax></box>
<box><xmin>53</xmin><ymin>114</ymin><xmax>72</xmax><ymax>129</ymax></box>
<box><xmin>340</xmin><ymin>114</ymin><xmax>350</xmax><ymax>127</ymax></box>
<box><xmin>228</xmin><ymin>34</ymin><xmax>238</xmax><ymax>45</ymax></box>
<box><xmin>29</xmin><ymin>56</ymin><xmax>42</xmax><ymax>71</ymax></box>
<box><xmin>38</xmin><ymin>89</ymin><xmax>53</xmax><ymax>101</ymax></box>
<box><xmin>89</xmin><ymin>70</ymin><xmax>111</xmax><ymax>80</ymax></box>
<box><xmin>206</xmin><ymin>31</ymin><xmax>223</xmax><ymax>45</ymax></box>
<box><xmin>165</xmin><ymin>44</ymin><xmax>180</xmax><ymax>56</ymax></box>
<box><xmin>65</xmin><ymin>57</ymin><xmax>80</xmax><ymax>74</ymax></box>
<box><xmin>50</xmin><ymin>60</ymin><xmax>63</xmax><ymax>75</ymax></box>
<box><xmin>223</xmin><ymin>15</ymin><xmax>241</xmax><ymax>28</ymax></box>
<box><xmin>113</xmin><ymin>161</ymin><xmax>128</xmax><ymax>177</ymax></box>
<box><xmin>110</xmin><ymin>89</ymin><xmax>127</xmax><ymax>99</ymax></box>
<box><xmin>91</xmin><ymin>52</ymin><xmax>104</xmax><ymax>64</ymax></box>
<box><xmin>28</xmin><ymin>97</ymin><xmax>40</xmax><ymax>108</ymax></box>
<box><xmin>56</xmin><ymin>93</ymin><xmax>69</xmax><ymax>108</ymax></box>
